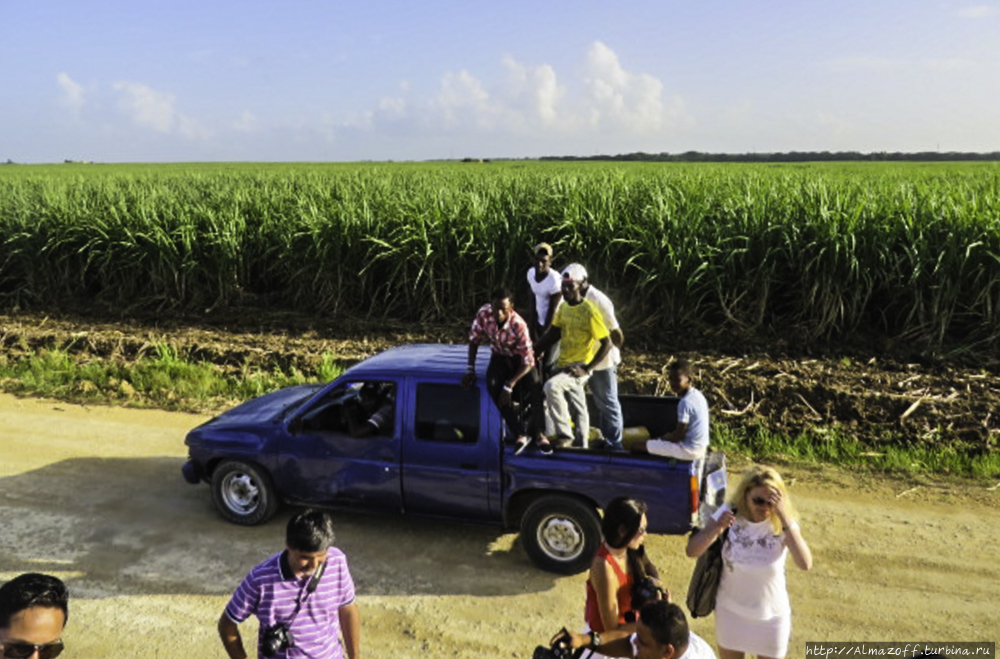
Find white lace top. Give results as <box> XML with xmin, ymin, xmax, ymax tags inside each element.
<box><xmin>715</xmin><ymin>508</ymin><xmax>790</xmax><ymax>620</ymax></box>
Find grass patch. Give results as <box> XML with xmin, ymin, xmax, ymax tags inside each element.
<box><xmin>0</xmin><ymin>345</ymin><xmax>343</xmax><ymax>412</ymax></box>
<box><xmin>1</xmin><ymin>344</ymin><xmax>996</xmax><ymax>479</ymax></box>
<box><xmin>712</xmin><ymin>421</ymin><xmax>1000</xmax><ymax>479</ymax></box>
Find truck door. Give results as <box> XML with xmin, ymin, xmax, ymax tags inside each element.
<box><xmin>400</xmin><ymin>381</ymin><xmax>492</xmax><ymax>519</ymax></box>
<box><xmin>278</xmin><ymin>381</ymin><xmax>402</xmax><ymax>512</ymax></box>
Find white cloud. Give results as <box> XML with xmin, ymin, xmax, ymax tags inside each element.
<box><xmin>378</xmin><ymin>96</ymin><xmax>406</xmax><ymax>118</ymax></box>
<box><xmin>112</xmin><ymin>81</ymin><xmax>211</xmax><ymax>138</ymax></box>
<box><xmin>433</xmin><ymin>69</ymin><xmax>495</xmax><ymax>128</ymax></box>
<box><xmin>582</xmin><ymin>41</ymin><xmax>672</xmax><ymax>132</ymax></box>
<box><xmin>112</xmin><ymin>81</ymin><xmax>177</xmax><ymax>132</ymax></box>
<box><xmin>957</xmin><ymin>5</ymin><xmax>995</xmax><ymax>17</ymax></box>
<box><xmin>413</xmin><ymin>42</ymin><xmax>680</xmax><ymax>138</ymax></box>
<box><xmin>291</xmin><ymin>41</ymin><xmax>686</xmax><ymax>157</ymax></box>
<box><xmin>501</xmin><ymin>57</ymin><xmax>563</xmax><ymax>126</ymax></box>
<box><xmin>56</xmin><ymin>72</ymin><xmax>85</xmax><ymax>110</ymax></box>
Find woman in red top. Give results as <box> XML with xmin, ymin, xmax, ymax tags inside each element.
<box><xmin>585</xmin><ymin>497</ymin><xmax>661</xmax><ymax>635</ymax></box>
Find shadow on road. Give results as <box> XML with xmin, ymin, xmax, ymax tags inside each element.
<box><xmin>0</xmin><ymin>457</ymin><xmax>558</xmax><ymax>598</ymax></box>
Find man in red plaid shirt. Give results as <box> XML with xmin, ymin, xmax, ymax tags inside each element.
<box><xmin>462</xmin><ymin>288</ymin><xmax>548</xmax><ymax>454</ymax></box>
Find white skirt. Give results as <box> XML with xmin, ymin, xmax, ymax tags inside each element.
<box><xmin>715</xmin><ymin>605</ymin><xmax>791</xmax><ymax>658</ymax></box>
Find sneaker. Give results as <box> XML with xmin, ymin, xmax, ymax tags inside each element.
<box><xmin>536</xmin><ymin>437</ymin><xmax>554</xmax><ymax>455</ymax></box>
<box><xmin>513</xmin><ymin>436</ymin><xmax>531</xmax><ymax>456</ymax></box>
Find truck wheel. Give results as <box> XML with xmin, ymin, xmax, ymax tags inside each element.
<box><xmin>521</xmin><ymin>496</ymin><xmax>601</xmax><ymax>575</ymax></box>
<box><xmin>211</xmin><ymin>461</ymin><xmax>280</xmax><ymax>525</ymax></box>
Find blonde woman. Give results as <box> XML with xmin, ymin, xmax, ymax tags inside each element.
<box><xmin>686</xmin><ymin>465</ymin><xmax>812</xmax><ymax>659</ymax></box>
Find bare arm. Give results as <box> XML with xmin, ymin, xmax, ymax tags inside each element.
<box><xmin>609</xmin><ymin>328</ymin><xmax>624</xmax><ymax>349</ymax></box>
<box><xmin>565</xmin><ymin>631</ymin><xmax>634</xmax><ymax>657</ymax></box>
<box><xmin>542</xmin><ymin>292</ymin><xmax>562</xmax><ymax>329</ymax></box>
<box><xmin>784</xmin><ymin>524</ymin><xmax>813</xmax><ymax>570</ymax></box>
<box><xmin>773</xmin><ymin>491</ymin><xmax>813</xmax><ymax>570</ymax></box>
<box><xmin>218</xmin><ymin>612</ymin><xmax>248</xmax><ymax>659</ymax></box>
<box><xmin>496</xmin><ymin>359</ymin><xmax>535</xmax><ymax>408</ymax></box>
<box><xmin>662</xmin><ymin>421</ymin><xmax>689</xmax><ymax>443</ymax></box>
<box><xmin>589</xmin><ymin>557</ymin><xmax>634</xmax><ymax>633</ymax></box>
<box><xmin>587</xmin><ymin>336</ymin><xmax>612</xmax><ymax>373</ymax></box>
<box><xmin>686</xmin><ymin>510</ymin><xmax>735</xmax><ymax>558</ymax></box>
<box><xmin>344</xmin><ymin>404</ymin><xmax>374</xmax><ymax>438</ymax></box>
<box><xmin>461</xmin><ymin>343</ymin><xmax>479</xmax><ymax>388</ymax></box>
<box><xmin>339</xmin><ymin>601</ymin><xmax>361</xmax><ymax>659</ymax></box>
<box><xmin>569</xmin><ymin>336</ymin><xmax>612</xmax><ymax>377</ymax></box>
<box><xmin>533</xmin><ymin>325</ymin><xmax>561</xmax><ymax>357</ymax></box>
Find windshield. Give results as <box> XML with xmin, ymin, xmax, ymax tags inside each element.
<box><xmin>277</xmin><ymin>385</ymin><xmax>326</xmax><ymax>420</ymax></box>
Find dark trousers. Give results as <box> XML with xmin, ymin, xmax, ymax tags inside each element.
<box><xmin>486</xmin><ymin>354</ymin><xmax>544</xmax><ymax>441</ymax></box>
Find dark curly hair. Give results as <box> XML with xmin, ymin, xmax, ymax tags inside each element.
<box><xmin>0</xmin><ymin>573</ymin><xmax>68</xmax><ymax>629</ymax></box>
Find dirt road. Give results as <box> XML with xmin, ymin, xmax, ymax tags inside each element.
<box><xmin>0</xmin><ymin>393</ymin><xmax>996</xmax><ymax>658</ymax></box>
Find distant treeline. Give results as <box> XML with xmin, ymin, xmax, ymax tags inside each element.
<box><xmin>540</xmin><ymin>151</ymin><xmax>1000</xmax><ymax>163</ymax></box>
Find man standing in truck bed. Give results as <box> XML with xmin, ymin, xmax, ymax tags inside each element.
<box><xmin>534</xmin><ymin>264</ymin><xmax>612</xmax><ymax>450</ymax></box>
<box><xmin>577</xmin><ymin>265</ymin><xmax>625</xmax><ymax>450</ymax></box>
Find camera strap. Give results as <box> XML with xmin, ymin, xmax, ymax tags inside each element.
<box><xmin>284</xmin><ymin>559</ymin><xmax>327</xmax><ymax>629</ymax></box>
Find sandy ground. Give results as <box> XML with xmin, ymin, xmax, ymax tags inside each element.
<box><xmin>0</xmin><ymin>393</ymin><xmax>997</xmax><ymax>658</ymax></box>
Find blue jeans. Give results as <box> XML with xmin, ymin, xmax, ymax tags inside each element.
<box><xmin>589</xmin><ymin>366</ymin><xmax>623</xmax><ymax>448</ymax></box>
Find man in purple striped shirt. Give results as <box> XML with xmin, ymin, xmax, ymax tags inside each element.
<box><xmin>218</xmin><ymin>509</ymin><xmax>361</xmax><ymax>659</ymax></box>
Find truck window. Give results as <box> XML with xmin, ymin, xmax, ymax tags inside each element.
<box><xmin>415</xmin><ymin>383</ymin><xmax>479</xmax><ymax>443</ymax></box>
<box><xmin>343</xmin><ymin>381</ymin><xmax>396</xmax><ymax>438</ymax></box>
<box><xmin>299</xmin><ymin>381</ymin><xmax>396</xmax><ymax>438</ymax></box>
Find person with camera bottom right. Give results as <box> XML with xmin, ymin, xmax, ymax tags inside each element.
<box><xmin>686</xmin><ymin>465</ymin><xmax>812</xmax><ymax>659</ymax></box>
<box><xmin>544</xmin><ymin>600</ymin><xmax>716</xmax><ymax>659</ymax></box>
<box><xmin>218</xmin><ymin>508</ymin><xmax>360</xmax><ymax>659</ymax></box>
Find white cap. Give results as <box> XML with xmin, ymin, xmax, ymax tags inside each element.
<box><xmin>562</xmin><ymin>263</ymin><xmax>588</xmax><ymax>282</ymax></box>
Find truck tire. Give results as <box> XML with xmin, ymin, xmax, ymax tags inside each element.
<box><xmin>211</xmin><ymin>460</ymin><xmax>280</xmax><ymax>525</ymax></box>
<box><xmin>520</xmin><ymin>495</ymin><xmax>601</xmax><ymax>575</ymax></box>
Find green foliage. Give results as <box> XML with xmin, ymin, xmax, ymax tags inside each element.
<box><xmin>712</xmin><ymin>420</ymin><xmax>1000</xmax><ymax>478</ymax></box>
<box><xmin>0</xmin><ymin>344</ymin><xmax>343</xmax><ymax>411</ymax></box>
<box><xmin>1</xmin><ymin>161</ymin><xmax>998</xmax><ymax>350</ymax></box>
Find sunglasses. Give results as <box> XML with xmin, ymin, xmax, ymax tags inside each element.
<box><xmin>751</xmin><ymin>496</ymin><xmax>773</xmax><ymax>507</ymax></box>
<box><xmin>1</xmin><ymin>641</ymin><xmax>64</xmax><ymax>659</ymax></box>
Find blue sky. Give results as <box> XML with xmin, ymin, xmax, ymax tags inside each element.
<box><xmin>2</xmin><ymin>0</ymin><xmax>998</xmax><ymax>162</ymax></box>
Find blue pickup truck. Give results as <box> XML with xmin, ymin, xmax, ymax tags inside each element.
<box><xmin>182</xmin><ymin>343</ymin><xmax>726</xmax><ymax>574</ymax></box>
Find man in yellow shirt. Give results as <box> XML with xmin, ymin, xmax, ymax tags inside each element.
<box><xmin>534</xmin><ymin>264</ymin><xmax>611</xmax><ymax>451</ymax></box>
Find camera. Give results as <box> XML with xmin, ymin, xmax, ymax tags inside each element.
<box><xmin>532</xmin><ymin>629</ymin><xmax>587</xmax><ymax>659</ymax></box>
<box><xmin>260</xmin><ymin>623</ymin><xmax>294</xmax><ymax>657</ymax></box>
<box><xmin>622</xmin><ymin>576</ymin><xmax>667</xmax><ymax>622</ymax></box>
<box><xmin>632</xmin><ymin>576</ymin><xmax>666</xmax><ymax>609</ymax></box>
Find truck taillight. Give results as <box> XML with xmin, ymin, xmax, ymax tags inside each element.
<box><xmin>690</xmin><ymin>474</ymin><xmax>699</xmax><ymax>517</ymax></box>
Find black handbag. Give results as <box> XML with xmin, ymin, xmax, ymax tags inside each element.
<box><xmin>686</xmin><ymin>526</ymin><xmax>729</xmax><ymax>619</ymax></box>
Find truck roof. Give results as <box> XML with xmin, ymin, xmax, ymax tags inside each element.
<box><xmin>343</xmin><ymin>343</ymin><xmax>485</xmax><ymax>379</ymax></box>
